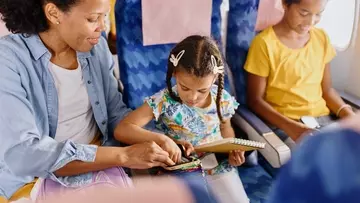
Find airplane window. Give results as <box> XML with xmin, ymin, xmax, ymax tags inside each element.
<box><xmin>316</xmin><ymin>0</ymin><xmax>357</xmax><ymax>50</ymax></box>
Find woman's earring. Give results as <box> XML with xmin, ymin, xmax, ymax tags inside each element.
<box><xmin>56</xmin><ymin>21</ymin><xmax>60</xmax><ymax>25</ymax></box>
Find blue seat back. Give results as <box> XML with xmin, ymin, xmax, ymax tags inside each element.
<box><xmin>225</xmin><ymin>1</ymin><xmax>276</xmax><ymax>202</ymax></box>
<box><xmin>225</xmin><ymin>0</ymin><xmax>259</xmax><ymax>105</ymax></box>
<box><xmin>115</xmin><ymin>0</ymin><xmax>224</xmax><ymax>109</ymax></box>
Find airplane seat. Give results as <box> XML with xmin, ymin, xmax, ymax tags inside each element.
<box><xmin>224</xmin><ymin>0</ymin><xmax>291</xmax><ymax>201</ymax></box>
<box><xmin>114</xmin><ymin>0</ymin><xmax>225</xmax><ymax>176</ymax></box>
<box><xmin>226</xmin><ymin>0</ymin><xmax>291</xmax><ymax>169</ymax></box>
<box><xmin>114</xmin><ymin>0</ymin><xmax>276</xmax><ymax>201</ymax></box>
<box><xmin>114</xmin><ymin>0</ymin><xmax>229</xmax><ymax>110</ymax></box>
<box><xmin>225</xmin><ymin>48</ymin><xmax>274</xmax><ymax>203</ymax></box>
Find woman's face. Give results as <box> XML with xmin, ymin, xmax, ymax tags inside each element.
<box><xmin>283</xmin><ymin>0</ymin><xmax>327</xmax><ymax>35</ymax></box>
<box><xmin>47</xmin><ymin>0</ymin><xmax>110</xmax><ymax>52</ymax></box>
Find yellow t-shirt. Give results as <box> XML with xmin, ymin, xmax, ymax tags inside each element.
<box><xmin>244</xmin><ymin>27</ymin><xmax>336</xmax><ymax>120</ymax></box>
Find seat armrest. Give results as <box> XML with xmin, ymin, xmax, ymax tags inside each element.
<box><xmin>236</xmin><ymin>106</ymin><xmax>273</xmax><ymax>135</ymax></box>
<box><xmin>337</xmin><ymin>89</ymin><xmax>360</xmax><ymax>109</ymax></box>
<box><xmin>232</xmin><ymin>107</ymin><xmax>291</xmax><ymax>168</ymax></box>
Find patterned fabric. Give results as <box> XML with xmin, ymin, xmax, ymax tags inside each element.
<box><xmin>226</xmin><ymin>0</ymin><xmax>259</xmax><ymax>105</ymax></box>
<box><xmin>267</xmin><ymin>128</ymin><xmax>360</xmax><ymax>203</ymax></box>
<box><xmin>146</xmin><ymin>85</ymin><xmax>238</xmax><ymax>146</ymax></box>
<box><xmin>225</xmin><ymin>1</ymin><xmax>276</xmax><ymax>202</ymax></box>
<box><xmin>159</xmin><ymin>159</ymin><xmax>203</xmax><ymax>175</ymax></box>
<box><xmin>238</xmin><ymin>165</ymin><xmax>273</xmax><ymax>203</ymax></box>
<box><xmin>146</xmin><ymin>85</ymin><xmax>238</xmax><ymax>175</ymax></box>
<box><xmin>115</xmin><ymin>0</ymin><xmax>224</xmax><ymax>109</ymax></box>
<box><xmin>115</xmin><ymin>0</ymin><xmax>274</xmax><ymax>201</ymax></box>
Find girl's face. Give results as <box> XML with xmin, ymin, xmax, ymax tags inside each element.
<box><xmin>283</xmin><ymin>0</ymin><xmax>327</xmax><ymax>35</ymax></box>
<box><xmin>173</xmin><ymin>69</ymin><xmax>216</xmax><ymax>108</ymax></box>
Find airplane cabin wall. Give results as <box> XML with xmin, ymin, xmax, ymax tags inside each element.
<box><xmin>320</xmin><ymin>0</ymin><xmax>360</xmax><ymax>98</ymax></box>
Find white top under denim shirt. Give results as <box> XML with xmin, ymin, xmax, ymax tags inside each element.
<box><xmin>0</xmin><ymin>34</ymin><xmax>131</xmax><ymax>198</ymax></box>
<box><xmin>49</xmin><ymin>62</ymin><xmax>98</xmax><ymax>144</ymax></box>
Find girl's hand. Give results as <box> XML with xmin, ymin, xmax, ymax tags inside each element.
<box><xmin>228</xmin><ymin>150</ymin><xmax>245</xmax><ymax>166</ymax></box>
<box><xmin>284</xmin><ymin>122</ymin><xmax>313</xmax><ymax>141</ymax></box>
<box><xmin>174</xmin><ymin>139</ymin><xmax>195</xmax><ymax>157</ymax></box>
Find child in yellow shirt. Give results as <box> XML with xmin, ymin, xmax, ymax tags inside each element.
<box><xmin>245</xmin><ymin>0</ymin><xmax>354</xmax><ymax>145</ymax></box>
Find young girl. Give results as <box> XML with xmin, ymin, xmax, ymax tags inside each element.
<box><xmin>245</xmin><ymin>0</ymin><xmax>355</xmax><ymax>147</ymax></box>
<box><xmin>115</xmin><ymin>35</ymin><xmax>249</xmax><ymax>203</ymax></box>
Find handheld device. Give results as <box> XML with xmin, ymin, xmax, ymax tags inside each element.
<box><xmin>300</xmin><ymin>116</ymin><xmax>321</xmax><ymax>129</ymax></box>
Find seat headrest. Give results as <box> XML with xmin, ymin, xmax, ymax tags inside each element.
<box><xmin>142</xmin><ymin>0</ymin><xmax>212</xmax><ymax>46</ymax></box>
<box><xmin>255</xmin><ymin>0</ymin><xmax>284</xmax><ymax>31</ymax></box>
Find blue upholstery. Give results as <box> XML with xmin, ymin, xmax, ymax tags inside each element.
<box><xmin>236</xmin><ymin>106</ymin><xmax>272</xmax><ymax>135</ymax></box>
<box><xmin>226</xmin><ymin>0</ymin><xmax>275</xmax><ymax>202</ymax></box>
<box><xmin>268</xmin><ymin>128</ymin><xmax>360</xmax><ymax>203</ymax></box>
<box><xmin>115</xmin><ymin>0</ymin><xmax>224</xmax><ymax>109</ymax></box>
<box><xmin>238</xmin><ymin>156</ymin><xmax>274</xmax><ymax>203</ymax></box>
<box><xmin>226</xmin><ymin>0</ymin><xmax>259</xmax><ymax>105</ymax></box>
<box><xmin>238</xmin><ymin>166</ymin><xmax>273</xmax><ymax>203</ymax></box>
<box><xmin>115</xmin><ymin>0</ymin><xmax>274</xmax><ymax>202</ymax></box>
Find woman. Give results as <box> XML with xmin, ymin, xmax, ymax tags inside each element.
<box><xmin>0</xmin><ymin>0</ymin><xmax>179</xmax><ymax>201</ymax></box>
<box><xmin>245</xmin><ymin>0</ymin><xmax>355</xmax><ymax>147</ymax></box>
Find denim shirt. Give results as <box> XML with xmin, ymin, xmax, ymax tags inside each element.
<box><xmin>0</xmin><ymin>34</ymin><xmax>131</xmax><ymax>198</ymax></box>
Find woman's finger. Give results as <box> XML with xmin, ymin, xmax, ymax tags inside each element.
<box><xmin>147</xmin><ymin>143</ymin><xmax>175</xmax><ymax>166</ymax></box>
<box><xmin>151</xmin><ymin>161</ymin><xmax>171</xmax><ymax>168</ymax></box>
<box><xmin>170</xmin><ymin>153</ymin><xmax>177</xmax><ymax>164</ymax></box>
<box><xmin>176</xmin><ymin>151</ymin><xmax>182</xmax><ymax>163</ymax></box>
<box><xmin>154</xmin><ymin>153</ymin><xmax>175</xmax><ymax>166</ymax></box>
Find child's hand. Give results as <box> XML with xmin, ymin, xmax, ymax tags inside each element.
<box><xmin>228</xmin><ymin>150</ymin><xmax>245</xmax><ymax>167</ymax></box>
<box><xmin>158</xmin><ymin>137</ymin><xmax>182</xmax><ymax>164</ymax></box>
<box><xmin>175</xmin><ymin>140</ymin><xmax>195</xmax><ymax>157</ymax></box>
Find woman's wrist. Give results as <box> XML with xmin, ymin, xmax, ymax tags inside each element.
<box><xmin>114</xmin><ymin>147</ymin><xmax>133</xmax><ymax>167</ymax></box>
<box><xmin>96</xmin><ymin>146</ymin><xmax>127</xmax><ymax>167</ymax></box>
<box><xmin>154</xmin><ymin>133</ymin><xmax>171</xmax><ymax>146</ymax></box>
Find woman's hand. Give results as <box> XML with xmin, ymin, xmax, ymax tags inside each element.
<box><xmin>121</xmin><ymin>142</ymin><xmax>175</xmax><ymax>169</ymax></box>
<box><xmin>228</xmin><ymin>150</ymin><xmax>246</xmax><ymax>167</ymax></box>
<box><xmin>158</xmin><ymin>137</ymin><xmax>183</xmax><ymax>163</ymax></box>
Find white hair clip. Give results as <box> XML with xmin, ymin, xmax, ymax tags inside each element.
<box><xmin>169</xmin><ymin>50</ymin><xmax>185</xmax><ymax>67</ymax></box>
<box><xmin>211</xmin><ymin>55</ymin><xmax>224</xmax><ymax>74</ymax></box>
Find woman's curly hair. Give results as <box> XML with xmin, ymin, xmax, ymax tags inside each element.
<box><xmin>0</xmin><ymin>0</ymin><xmax>80</xmax><ymax>35</ymax></box>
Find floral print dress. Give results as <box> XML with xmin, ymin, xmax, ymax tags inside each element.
<box><xmin>145</xmin><ymin>85</ymin><xmax>239</xmax><ymax>175</ymax></box>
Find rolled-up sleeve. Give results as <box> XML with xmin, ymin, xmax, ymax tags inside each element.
<box><xmin>0</xmin><ymin>51</ymin><xmax>97</xmax><ymax>186</ymax></box>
